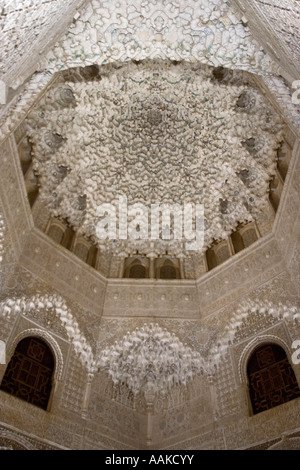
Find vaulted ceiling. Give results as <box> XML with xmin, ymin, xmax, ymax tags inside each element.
<box><xmin>25</xmin><ymin>60</ymin><xmax>284</xmax><ymax>256</ymax></box>
<box><xmin>0</xmin><ymin>0</ymin><xmax>299</xmax><ymax>260</ymax></box>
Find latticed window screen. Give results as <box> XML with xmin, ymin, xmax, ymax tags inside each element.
<box><xmin>160</xmin><ymin>264</ymin><xmax>177</xmax><ymax>279</ymax></box>
<box><xmin>129</xmin><ymin>264</ymin><xmax>146</xmax><ymax>278</ymax></box>
<box><xmin>247</xmin><ymin>344</ymin><xmax>300</xmax><ymax>415</ymax></box>
<box><xmin>0</xmin><ymin>337</ymin><xmax>54</xmax><ymax>410</ymax></box>
<box><xmin>74</xmin><ymin>242</ymin><xmax>89</xmax><ymax>262</ymax></box>
<box><xmin>242</xmin><ymin>228</ymin><xmax>258</xmax><ymax>248</ymax></box>
<box><xmin>215</xmin><ymin>244</ymin><xmax>231</xmax><ymax>264</ymax></box>
<box><xmin>47</xmin><ymin>224</ymin><xmax>64</xmax><ymax>244</ymax></box>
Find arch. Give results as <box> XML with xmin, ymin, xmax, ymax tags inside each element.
<box><xmin>0</xmin><ymin>430</ymin><xmax>36</xmax><ymax>450</ymax></box>
<box><xmin>208</xmin><ymin>300</ymin><xmax>300</xmax><ymax>370</ymax></box>
<box><xmin>246</xmin><ymin>342</ymin><xmax>300</xmax><ymax>415</ymax></box>
<box><xmin>238</xmin><ymin>334</ymin><xmax>291</xmax><ymax>384</ymax></box>
<box><xmin>160</xmin><ymin>263</ymin><xmax>177</xmax><ymax>280</ymax></box>
<box><xmin>206</xmin><ymin>240</ymin><xmax>231</xmax><ymax>270</ymax></box>
<box><xmin>123</xmin><ymin>257</ymin><xmax>149</xmax><ymax>278</ymax></box>
<box><xmin>240</xmin><ymin>225</ymin><xmax>258</xmax><ymax>249</ymax></box>
<box><xmin>47</xmin><ymin>221</ymin><xmax>65</xmax><ymax>245</ymax></box>
<box><xmin>0</xmin><ymin>336</ymin><xmax>55</xmax><ymax>410</ymax></box>
<box><xmin>73</xmin><ymin>239</ymin><xmax>90</xmax><ymax>263</ymax></box>
<box><xmin>214</xmin><ymin>241</ymin><xmax>231</xmax><ymax>265</ymax></box>
<box><xmin>0</xmin><ymin>294</ymin><xmax>95</xmax><ymax>372</ymax></box>
<box><xmin>61</xmin><ymin>225</ymin><xmax>75</xmax><ymax>250</ymax></box>
<box><xmin>231</xmin><ymin>223</ymin><xmax>259</xmax><ymax>253</ymax></box>
<box><xmin>129</xmin><ymin>263</ymin><xmax>146</xmax><ymax>279</ymax></box>
<box><xmin>156</xmin><ymin>259</ymin><xmax>179</xmax><ymax>280</ymax></box>
<box><xmin>7</xmin><ymin>329</ymin><xmax>63</xmax><ymax>381</ymax></box>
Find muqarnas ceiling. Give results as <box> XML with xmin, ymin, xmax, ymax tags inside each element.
<box><xmin>25</xmin><ymin>60</ymin><xmax>284</xmax><ymax>256</ymax></box>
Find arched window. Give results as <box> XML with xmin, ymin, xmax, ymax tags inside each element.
<box><xmin>47</xmin><ymin>223</ymin><xmax>65</xmax><ymax>245</ymax></box>
<box><xmin>247</xmin><ymin>343</ymin><xmax>300</xmax><ymax>415</ymax></box>
<box><xmin>159</xmin><ymin>262</ymin><xmax>177</xmax><ymax>279</ymax></box>
<box><xmin>129</xmin><ymin>263</ymin><xmax>146</xmax><ymax>279</ymax></box>
<box><xmin>73</xmin><ymin>241</ymin><xmax>90</xmax><ymax>262</ymax></box>
<box><xmin>215</xmin><ymin>243</ymin><xmax>231</xmax><ymax>265</ymax></box>
<box><xmin>231</xmin><ymin>224</ymin><xmax>258</xmax><ymax>253</ymax></box>
<box><xmin>123</xmin><ymin>257</ymin><xmax>149</xmax><ymax>278</ymax></box>
<box><xmin>241</xmin><ymin>227</ymin><xmax>258</xmax><ymax>248</ymax></box>
<box><xmin>206</xmin><ymin>241</ymin><xmax>231</xmax><ymax>271</ymax></box>
<box><xmin>0</xmin><ymin>337</ymin><xmax>55</xmax><ymax>410</ymax></box>
<box><xmin>154</xmin><ymin>257</ymin><xmax>180</xmax><ymax>279</ymax></box>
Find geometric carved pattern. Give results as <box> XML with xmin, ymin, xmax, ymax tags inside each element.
<box><xmin>248</xmin><ymin>344</ymin><xmax>300</xmax><ymax>415</ymax></box>
<box><xmin>215</xmin><ymin>353</ymin><xmax>239</xmax><ymax>418</ymax></box>
<box><xmin>60</xmin><ymin>349</ymin><xmax>87</xmax><ymax>413</ymax></box>
<box><xmin>233</xmin><ymin>308</ymin><xmax>277</xmax><ymax>344</ymax></box>
<box><xmin>43</xmin><ymin>0</ymin><xmax>278</xmax><ymax>76</ymax></box>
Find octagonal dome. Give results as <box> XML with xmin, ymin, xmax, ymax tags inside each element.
<box><xmin>25</xmin><ymin>60</ymin><xmax>284</xmax><ymax>257</ymax></box>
